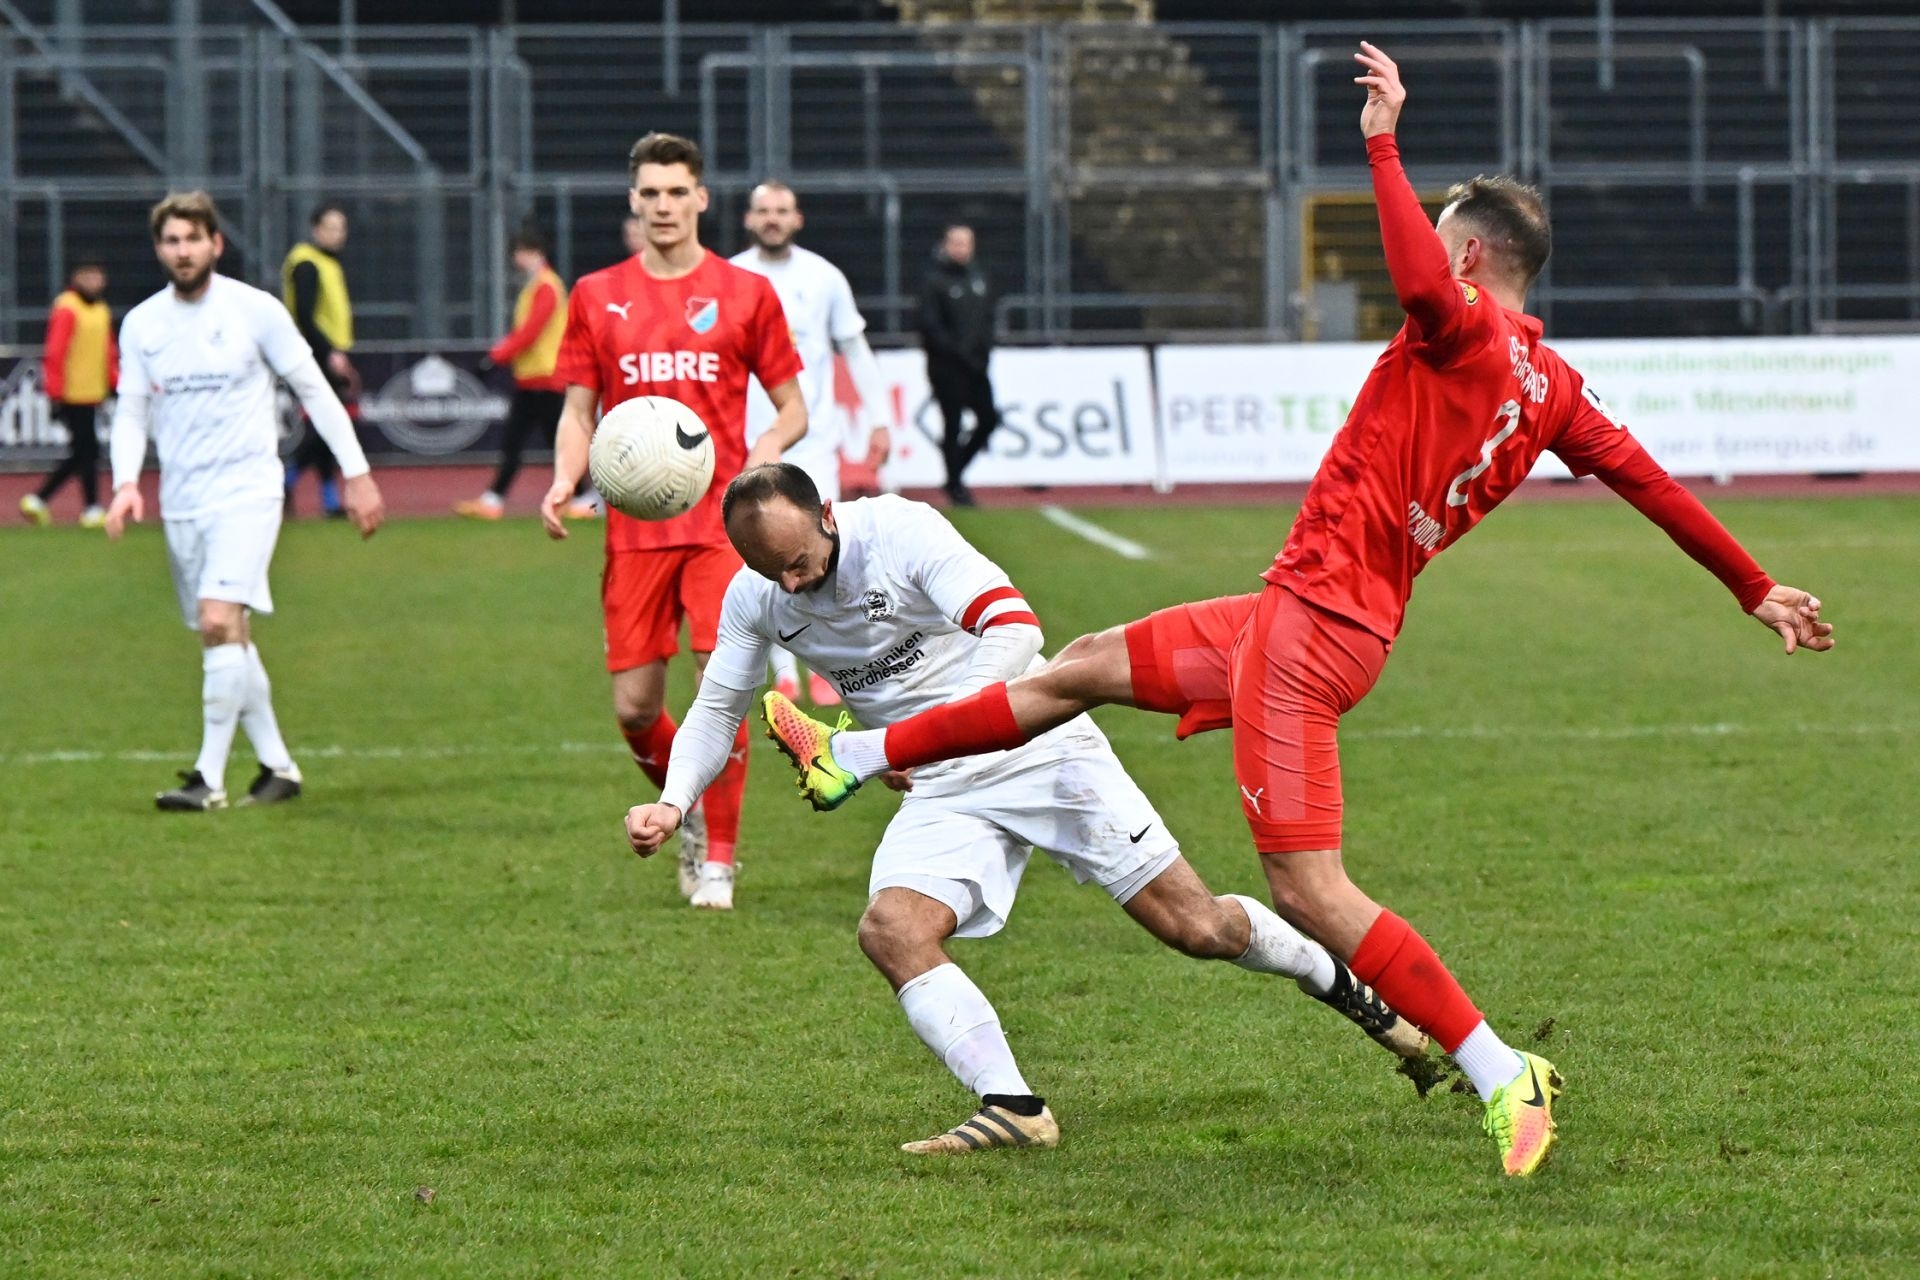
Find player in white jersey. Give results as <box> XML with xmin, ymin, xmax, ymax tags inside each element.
<box><xmin>105</xmin><ymin>191</ymin><xmax>385</xmax><ymax>811</ymax></box>
<box><xmin>624</xmin><ymin>464</ymin><xmax>1425</xmax><ymax>1154</ymax></box>
<box><xmin>731</xmin><ymin>182</ymin><xmax>893</xmax><ymax>708</ymax></box>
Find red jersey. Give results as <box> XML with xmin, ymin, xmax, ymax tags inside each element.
<box><xmin>556</xmin><ymin>250</ymin><xmax>802</xmax><ymax>551</ymax></box>
<box><xmin>1269</xmin><ymin>134</ymin><xmax>1773</xmax><ymax>641</ymax></box>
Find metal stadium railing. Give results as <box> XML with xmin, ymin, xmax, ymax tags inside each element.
<box><xmin>1</xmin><ymin>14</ymin><xmax>1918</xmax><ymax>344</ymax></box>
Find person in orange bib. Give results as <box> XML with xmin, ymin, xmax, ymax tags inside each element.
<box><xmin>458</xmin><ymin>229</ymin><xmax>587</xmax><ymax>519</ymax></box>
<box><xmin>23</xmin><ymin>259</ymin><xmax>118</xmax><ymax>528</ymax></box>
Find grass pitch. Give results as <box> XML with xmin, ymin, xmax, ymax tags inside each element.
<box><xmin>2</xmin><ymin>494</ymin><xmax>1916</xmax><ymax>1278</ymax></box>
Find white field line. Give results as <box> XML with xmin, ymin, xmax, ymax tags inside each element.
<box><xmin>1036</xmin><ymin>505</ymin><xmax>1152</xmax><ymax>560</ymax></box>
<box><xmin>5</xmin><ymin>721</ymin><xmax>1913</xmax><ymax>769</ymax></box>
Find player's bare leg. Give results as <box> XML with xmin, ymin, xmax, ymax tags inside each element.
<box><xmin>1120</xmin><ymin>857</ymin><xmax>1427</xmax><ymax>1059</ymax></box>
<box><xmin>859</xmin><ymin>888</ymin><xmax>1057</xmax><ymax>1154</ymax></box>
<box><xmin>1262</xmin><ymin>849</ymin><xmax>1560</xmax><ymax>1175</ymax></box>
<box><xmin>765</xmin><ymin>626</ymin><xmax>1134</xmax><ymax>810</ymax></box>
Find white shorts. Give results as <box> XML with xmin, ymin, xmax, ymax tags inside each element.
<box><xmin>164</xmin><ymin>500</ymin><xmax>283</xmax><ymax>628</ymax></box>
<box><xmin>868</xmin><ymin>724</ymin><xmax>1182</xmax><ymax>938</ymax></box>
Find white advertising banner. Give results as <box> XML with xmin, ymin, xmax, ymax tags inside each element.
<box><xmin>1155</xmin><ymin>342</ymin><xmax>1378</xmax><ymax>484</ymax></box>
<box><xmin>873</xmin><ymin>346</ymin><xmax>1159</xmax><ymax>488</ymax></box>
<box><xmin>1155</xmin><ymin>335</ymin><xmax>1920</xmax><ymax>481</ymax></box>
<box><xmin>1553</xmin><ymin>337</ymin><xmax>1920</xmax><ymax>476</ymax></box>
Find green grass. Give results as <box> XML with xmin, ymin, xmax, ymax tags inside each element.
<box><xmin>2</xmin><ymin>495</ymin><xmax>1916</xmax><ymax>1278</ymax></box>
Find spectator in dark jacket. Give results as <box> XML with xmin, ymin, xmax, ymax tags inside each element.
<box><xmin>917</xmin><ymin>224</ymin><xmax>998</xmax><ymax>507</ymax></box>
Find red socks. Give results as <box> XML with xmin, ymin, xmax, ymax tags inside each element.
<box><xmin>621</xmin><ymin>710</ymin><xmax>679</xmax><ymax>790</ymax></box>
<box><xmin>883</xmin><ymin>682</ymin><xmax>1028</xmax><ymax>771</ymax></box>
<box><xmin>1349</xmin><ymin>910</ymin><xmax>1484</xmax><ymax>1053</ymax></box>
<box><xmin>700</xmin><ymin>721</ymin><xmax>751</xmax><ymax>866</ymax></box>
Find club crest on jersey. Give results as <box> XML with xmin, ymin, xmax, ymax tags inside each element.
<box><xmin>686</xmin><ymin>297</ymin><xmax>719</xmax><ymax>334</ymax></box>
<box><xmin>1461</xmin><ymin>283</ymin><xmax>1480</xmax><ymax>306</ymax></box>
<box><xmin>861</xmin><ymin>589</ymin><xmax>895</xmax><ymax>623</ymax></box>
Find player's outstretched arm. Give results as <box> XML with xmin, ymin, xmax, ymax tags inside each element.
<box><xmin>1355</xmin><ymin>44</ymin><xmax>1472</xmax><ymax>350</ymax></box>
<box><xmin>542</xmin><ymin>384</ymin><xmax>598</xmax><ymax>540</ymax></box>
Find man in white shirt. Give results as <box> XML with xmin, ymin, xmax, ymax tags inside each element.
<box><xmin>731</xmin><ymin>181</ymin><xmax>893</xmax><ymax>708</ymax></box>
<box><xmin>106</xmin><ymin>191</ymin><xmax>386</xmax><ymax>811</ymax></box>
<box><xmin>623</xmin><ymin>463</ymin><xmax>1425</xmax><ymax>1154</ymax></box>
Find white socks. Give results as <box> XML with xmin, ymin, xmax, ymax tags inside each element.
<box><xmin>240</xmin><ymin>644</ymin><xmax>295</xmax><ymax>773</ymax></box>
<box><xmin>771</xmin><ymin>645</ymin><xmax>800</xmax><ymax>686</ymax></box>
<box><xmin>896</xmin><ymin>962</ymin><xmax>1030</xmax><ymax>1098</ymax></box>
<box><xmin>193</xmin><ymin>643</ymin><xmax>248</xmax><ymax>791</ymax></box>
<box><xmin>829</xmin><ymin>727</ymin><xmax>890</xmax><ymax>781</ymax></box>
<box><xmin>1225</xmin><ymin>893</ymin><xmax>1339</xmax><ymax>994</ymax></box>
<box><xmin>1453</xmin><ymin>1021</ymin><xmax>1527</xmax><ymax>1102</ymax></box>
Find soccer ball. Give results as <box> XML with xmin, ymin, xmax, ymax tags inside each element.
<box><xmin>588</xmin><ymin>396</ymin><xmax>716</xmax><ymax>521</ymax></box>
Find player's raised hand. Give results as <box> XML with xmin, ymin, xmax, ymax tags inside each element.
<box><xmin>539</xmin><ymin>477</ymin><xmax>573</xmax><ymax>540</ymax></box>
<box><xmin>343</xmin><ymin>473</ymin><xmax>385</xmax><ymax>540</ymax></box>
<box><xmin>104</xmin><ymin>483</ymin><xmax>143</xmax><ymax>540</ymax></box>
<box><xmin>1353</xmin><ymin>41</ymin><xmax>1407</xmax><ymax>138</ymax></box>
<box><xmin>1750</xmin><ymin>584</ymin><xmax>1834</xmax><ymax>655</ymax></box>
<box><xmin>625</xmin><ymin>802</ymin><xmax>682</xmax><ymax>857</ymax></box>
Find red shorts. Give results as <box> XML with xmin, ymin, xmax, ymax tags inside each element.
<box><xmin>1125</xmin><ymin>586</ymin><xmax>1387</xmax><ymax>853</ymax></box>
<box><xmin>602</xmin><ymin>544</ymin><xmax>742</xmax><ymax>672</ymax></box>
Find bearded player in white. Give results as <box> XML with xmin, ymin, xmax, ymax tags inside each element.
<box><xmin>106</xmin><ymin>191</ymin><xmax>385</xmax><ymax>810</ymax></box>
<box><xmin>624</xmin><ymin>463</ymin><xmax>1425</xmax><ymax>1154</ymax></box>
<box><xmin>731</xmin><ymin>181</ymin><xmax>894</xmax><ymax>709</ymax></box>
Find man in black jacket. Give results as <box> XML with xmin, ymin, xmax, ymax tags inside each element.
<box><xmin>917</xmin><ymin>224</ymin><xmax>998</xmax><ymax>507</ymax></box>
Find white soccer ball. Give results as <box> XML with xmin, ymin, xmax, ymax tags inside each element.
<box><xmin>588</xmin><ymin>396</ymin><xmax>716</xmax><ymax>521</ymax></box>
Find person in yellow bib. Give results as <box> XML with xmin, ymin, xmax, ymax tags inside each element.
<box><xmin>458</xmin><ymin>230</ymin><xmax>592</xmax><ymax>519</ymax></box>
<box><xmin>22</xmin><ymin>259</ymin><xmax>118</xmax><ymax>528</ymax></box>
<box><xmin>281</xmin><ymin>204</ymin><xmax>358</xmax><ymax>518</ymax></box>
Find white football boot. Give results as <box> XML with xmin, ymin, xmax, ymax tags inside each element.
<box><xmin>690</xmin><ymin>861</ymin><xmax>735</xmax><ymax>911</ymax></box>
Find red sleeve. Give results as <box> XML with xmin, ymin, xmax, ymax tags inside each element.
<box><xmin>1368</xmin><ymin>133</ymin><xmax>1494</xmax><ymax>366</ymax></box>
<box><xmin>42</xmin><ymin>303</ymin><xmax>74</xmax><ymax>401</ymax></box>
<box><xmin>490</xmin><ymin>279</ymin><xmax>558</xmax><ymax>365</ymax></box>
<box><xmin>746</xmin><ymin>277</ymin><xmax>803</xmax><ymax>388</ymax></box>
<box><xmin>107</xmin><ymin>321</ymin><xmax>119</xmax><ymax>391</ymax></box>
<box><xmin>553</xmin><ymin>281</ymin><xmax>602</xmax><ymax>393</ymax></box>
<box><xmin>1553</xmin><ymin>385</ymin><xmax>1775</xmax><ymax>613</ymax></box>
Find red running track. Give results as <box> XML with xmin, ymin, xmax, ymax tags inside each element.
<box><xmin>4</xmin><ymin>464</ymin><xmax>1918</xmax><ymax>527</ymax></box>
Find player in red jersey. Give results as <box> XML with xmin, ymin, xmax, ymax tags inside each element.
<box><xmin>766</xmin><ymin>44</ymin><xmax>1834</xmax><ymax>1175</ymax></box>
<box><xmin>543</xmin><ymin>132</ymin><xmax>806</xmax><ymax>912</ymax></box>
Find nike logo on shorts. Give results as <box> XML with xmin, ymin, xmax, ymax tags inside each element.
<box><xmin>1129</xmin><ymin>824</ymin><xmax>1152</xmax><ymax>843</ymax></box>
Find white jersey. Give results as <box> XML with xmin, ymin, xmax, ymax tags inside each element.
<box><xmin>705</xmin><ymin>494</ymin><xmax>1077</xmax><ymax>793</ymax></box>
<box><xmin>731</xmin><ymin>244</ymin><xmax>867</xmax><ymax>477</ymax></box>
<box><xmin>116</xmin><ymin>274</ymin><xmax>321</xmax><ymax>519</ymax></box>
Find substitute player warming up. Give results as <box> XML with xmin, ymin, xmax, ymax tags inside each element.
<box><xmin>627</xmin><ymin>464</ymin><xmax>1425</xmax><ymax>1154</ymax></box>
<box><xmin>767</xmin><ymin>43</ymin><xmax>1834</xmax><ymax>1177</ymax></box>
<box><xmin>108</xmin><ymin>192</ymin><xmax>385</xmax><ymax>811</ymax></box>
<box><xmin>542</xmin><ymin>133</ymin><xmax>807</xmax><ymax>910</ymax></box>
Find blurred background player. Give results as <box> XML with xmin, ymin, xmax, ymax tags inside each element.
<box><xmin>106</xmin><ymin>192</ymin><xmax>385</xmax><ymax>811</ymax></box>
<box><xmin>917</xmin><ymin>224</ymin><xmax>997</xmax><ymax>508</ymax></box>
<box><xmin>622</xmin><ymin>212</ymin><xmax>647</xmax><ymax>260</ymax></box>
<box><xmin>457</xmin><ymin>229</ymin><xmax>591</xmax><ymax>520</ymax></box>
<box><xmin>281</xmin><ymin>203</ymin><xmax>358</xmax><ymax>519</ymax></box>
<box><xmin>542</xmin><ymin>132</ymin><xmax>807</xmax><ymax>909</ymax></box>
<box><xmin>21</xmin><ymin>258</ymin><xmax>117</xmax><ymax>529</ymax></box>
<box><xmin>629</xmin><ymin>464</ymin><xmax>1424</xmax><ymax>1151</ymax></box>
<box><xmin>731</xmin><ymin>179</ymin><xmax>894</xmax><ymax>707</ymax></box>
